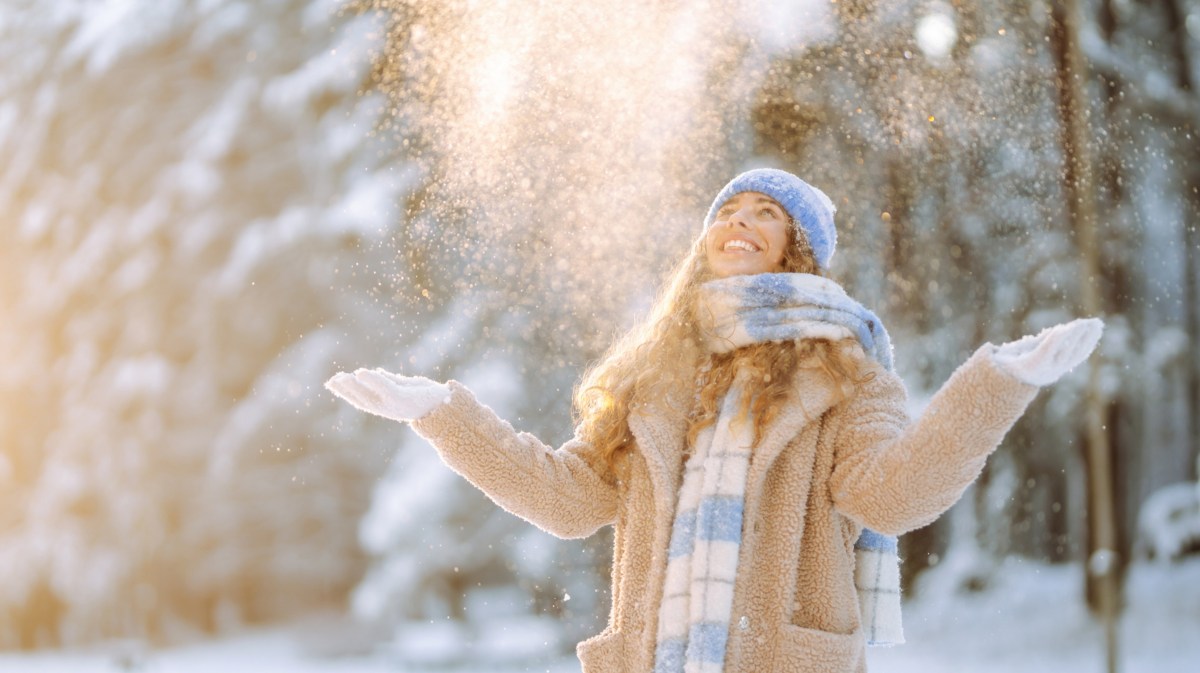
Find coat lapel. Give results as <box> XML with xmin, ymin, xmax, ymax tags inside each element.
<box><xmin>629</xmin><ymin>402</ymin><xmax>688</xmax><ymax>507</ymax></box>
<box><xmin>748</xmin><ymin>365</ymin><xmax>840</xmax><ymax>485</ymax></box>
<box><xmin>627</xmin><ymin>344</ymin><xmax>700</xmax><ymax>509</ymax></box>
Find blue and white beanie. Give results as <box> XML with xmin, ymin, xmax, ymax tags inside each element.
<box><xmin>703</xmin><ymin>168</ymin><xmax>838</xmax><ymax>271</ymax></box>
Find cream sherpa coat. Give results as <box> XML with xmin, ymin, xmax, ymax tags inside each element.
<box><xmin>410</xmin><ymin>342</ymin><xmax>1039</xmax><ymax>673</ymax></box>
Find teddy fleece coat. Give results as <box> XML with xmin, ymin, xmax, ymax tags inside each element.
<box><xmin>409</xmin><ymin>342</ymin><xmax>1039</xmax><ymax>673</ymax></box>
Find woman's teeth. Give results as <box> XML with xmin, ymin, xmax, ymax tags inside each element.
<box><xmin>723</xmin><ymin>239</ymin><xmax>760</xmax><ymax>252</ymax></box>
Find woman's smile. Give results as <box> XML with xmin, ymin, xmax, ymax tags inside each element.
<box><xmin>720</xmin><ymin>237</ymin><xmax>761</xmax><ymax>252</ymax></box>
<box><xmin>704</xmin><ymin>191</ymin><xmax>789</xmax><ymax>278</ymax></box>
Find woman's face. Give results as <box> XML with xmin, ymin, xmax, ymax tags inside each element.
<box><xmin>704</xmin><ymin>191</ymin><xmax>790</xmax><ymax>278</ymax></box>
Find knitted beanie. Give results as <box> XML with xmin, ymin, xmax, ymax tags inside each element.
<box><xmin>703</xmin><ymin>168</ymin><xmax>838</xmax><ymax>271</ymax></box>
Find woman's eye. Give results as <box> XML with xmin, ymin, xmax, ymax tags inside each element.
<box><xmin>760</xmin><ymin>208</ymin><xmax>777</xmax><ymax>218</ymax></box>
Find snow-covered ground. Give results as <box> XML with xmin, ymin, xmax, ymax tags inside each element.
<box><xmin>867</xmin><ymin>555</ymin><xmax>1200</xmax><ymax>673</ymax></box>
<box><xmin>2</xmin><ymin>557</ymin><xmax>1196</xmax><ymax>673</ymax></box>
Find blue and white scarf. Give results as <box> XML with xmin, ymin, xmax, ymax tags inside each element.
<box><xmin>697</xmin><ymin>272</ymin><xmax>894</xmax><ymax>371</ymax></box>
<box><xmin>653</xmin><ymin>273</ymin><xmax>903</xmax><ymax>673</ymax></box>
<box><xmin>654</xmin><ymin>372</ymin><xmax>756</xmax><ymax>673</ymax></box>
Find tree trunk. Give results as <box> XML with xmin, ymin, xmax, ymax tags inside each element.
<box><xmin>1051</xmin><ymin>1</ymin><xmax>1123</xmax><ymax>670</ymax></box>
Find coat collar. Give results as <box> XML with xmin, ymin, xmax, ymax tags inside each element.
<box><xmin>628</xmin><ymin>359</ymin><xmax>844</xmax><ymax>505</ymax></box>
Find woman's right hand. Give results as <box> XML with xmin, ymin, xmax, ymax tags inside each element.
<box><xmin>324</xmin><ymin>368</ymin><xmax>451</xmax><ymax>423</ymax></box>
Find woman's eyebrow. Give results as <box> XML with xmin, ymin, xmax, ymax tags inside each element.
<box><xmin>718</xmin><ymin>196</ymin><xmax>782</xmax><ymax>211</ymax></box>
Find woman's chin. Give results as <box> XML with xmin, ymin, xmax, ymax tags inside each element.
<box><xmin>711</xmin><ymin>263</ymin><xmax>773</xmax><ymax>279</ymax></box>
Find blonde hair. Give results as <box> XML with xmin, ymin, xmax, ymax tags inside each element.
<box><xmin>573</xmin><ymin>221</ymin><xmax>867</xmax><ymax>474</ymax></box>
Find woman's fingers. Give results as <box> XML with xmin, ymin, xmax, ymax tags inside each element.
<box><xmin>1061</xmin><ymin>318</ymin><xmax>1103</xmax><ymax>368</ymax></box>
<box><xmin>325</xmin><ymin>372</ymin><xmax>366</xmax><ymax>403</ymax></box>
<box><xmin>1049</xmin><ymin>324</ymin><xmax>1082</xmax><ymax>366</ymax></box>
<box><xmin>1074</xmin><ymin>318</ymin><xmax>1104</xmax><ymax>353</ymax></box>
<box><xmin>1037</xmin><ymin>318</ymin><xmax>1104</xmax><ymax>374</ymax></box>
<box><xmin>325</xmin><ymin>371</ymin><xmax>353</xmax><ymax>393</ymax></box>
<box><xmin>353</xmin><ymin>369</ymin><xmax>412</xmax><ymax>411</ymax></box>
<box><xmin>372</xmin><ymin>368</ymin><xmax>434</xmax><ymax>388</ymax></box>
<box><xmin>1048</xmin><ymin>318</ymin><xmax>1101</xmax><ymax>356</ymax></box>
<box><xmin>994</xmin><ymin>327</ymin><xmax>1047</xmax><ymax>361</ymax></box>
<box><xmin>325</xmin><ymin>373</ymin><xmax>388</xmax><ymax>414</ymax></box>
<box><xmin>355</xmin><ymin>368</ymin><xmax>398</xmax><ymax>391</ymax></box>
<box><xmin>374</xmin><ymin>369</ymin><xmax>427</xmax><ymax>386</ymax></box>
<box><xmin>1015</xmin><ymin>328</ymin><xmax>1047</xmax><ymax>353</ymax></box>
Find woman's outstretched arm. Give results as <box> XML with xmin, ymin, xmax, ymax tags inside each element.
<box><xmin>327</xmin><ymin>371</ymin><xmax>618</xmax><ymax>539</ymax></box>
<box><xmin>828</xmin><ymin>318</ymin><xmax>1102</xmax><ymax>536</ymax></box>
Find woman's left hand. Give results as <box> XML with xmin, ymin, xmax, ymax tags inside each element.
<box><xmin>991</xmin><ymin>317</ymin><xmax>1104</xmax><ymax>387</ymax></box>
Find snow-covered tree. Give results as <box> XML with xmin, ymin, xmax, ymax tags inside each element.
<box><xmin>0</xmin><ymin>0</ymin><xmax>415</xmax><ymax>646</ymax></box>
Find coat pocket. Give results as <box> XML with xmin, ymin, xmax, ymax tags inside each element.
<box><xmin>576</xmin><ymin>629</ymin><xmax>626</xmax><ymax>673</ymax></box>
<box><xmin>771</xmin><ymin>624</ymin><xmax>863</xmax><ymax>673</ymax></box>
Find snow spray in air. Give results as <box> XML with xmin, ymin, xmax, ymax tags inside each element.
<box><xmin>364</xmin><ymin>0</ymin><xmax>758</xmax><ymax>351</ymax></box>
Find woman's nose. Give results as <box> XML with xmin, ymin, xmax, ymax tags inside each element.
<box><xmin>726</xmin><ymin>209</ymin><xmax>751</xmax><ymax>227</ymax></box>
<box><xmin>720</xmin><ymin>207</ymin><xmax>748</xmax><ymax>227</ymax></box>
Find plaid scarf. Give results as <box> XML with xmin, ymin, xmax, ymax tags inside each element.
<box><xmin>654</xmin><ymin>374</ymin><xmax>755</xmax><ymax>673</ymax></box>
<box><xmin>653</xmin><ymin>273</ymin><xmax>904</xmax><ymax>673</ymax></box>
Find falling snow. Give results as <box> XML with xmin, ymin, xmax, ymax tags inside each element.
<box><xmin>0</xmin><ymin>0</ymin><xmax>1196</xmax><ymax>669</ymax></box>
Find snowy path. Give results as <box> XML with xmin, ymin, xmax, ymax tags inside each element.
<box><xmin>1</xmin><ymin>558</ymin><xmax>1195</xmax><ymax>673</ymax></box>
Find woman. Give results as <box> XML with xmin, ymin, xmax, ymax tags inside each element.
<box><xmin>326</xmin><ymin>168</ymin><xmax>1103</xmax><ymax>673</ymax></box>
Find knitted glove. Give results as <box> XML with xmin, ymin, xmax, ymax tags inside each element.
<box><xmin>324</xmin><ymin>368</ymin><xmax>451</xmax><ymax>422</ymax></box>
<box><xmin>992</xmin><ymin>317</ymin><xmax>1104</xmax><ymax>387</ymax></box>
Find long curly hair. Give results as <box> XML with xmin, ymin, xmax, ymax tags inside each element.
<box><xmin>573</xmin><ymin>221</ymin><xmax>867</xmax><ymax>473</ymax></box>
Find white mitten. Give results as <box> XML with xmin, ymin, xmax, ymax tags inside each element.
<box><xmin>992</xmin><ymin>317</ymin><xmax>1104</xmax><ymax>387</ymax></box>
<box><xmin>325</xmin><ymin>368</ymin><xmax>451</xmax><ymax>422</ymax></box>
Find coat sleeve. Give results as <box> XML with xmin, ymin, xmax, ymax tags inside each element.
<box><xmin>828</xmin><ymin>343</ymin><xmax>1040</xmax><ymax>536</ymax></box>
<box><xmin>408</xmin><ymin>380</ymin><xmax>618</xmax><ymax>540</ymax></box>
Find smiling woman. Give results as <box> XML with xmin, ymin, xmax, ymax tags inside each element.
<box><xmin>326</xmin><ymin>167</ymin><xmax>1103</xmax><ymax>673</ymax></box>
<box><xmin>704</xmin><ymin>192</ymin><xmax>790</xmax><ymax>278</ymax></box>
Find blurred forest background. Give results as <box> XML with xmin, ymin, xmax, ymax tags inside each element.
<box><xmin>0</xmin><ymin>0</ymin><xmax>1197</xmax><ymax>662</ymax></box>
